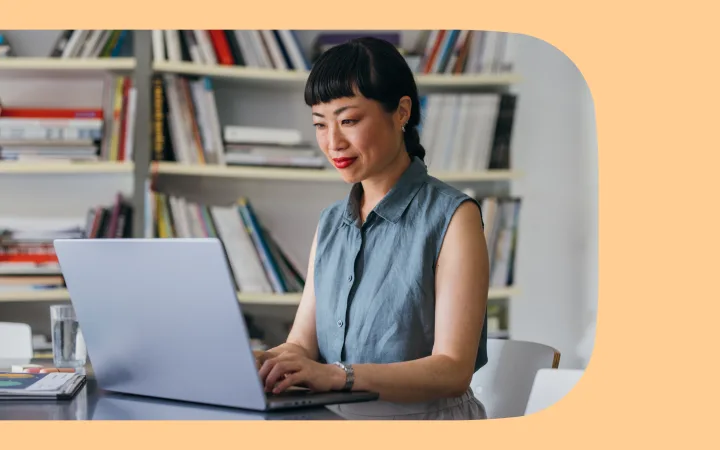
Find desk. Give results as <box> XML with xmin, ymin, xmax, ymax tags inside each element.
<box><xmin>0</xmin><ymin>378</ymin><xmax>346</xmax><ymax>420</ymax></box>
<box><xmin>0</xmin><ymin>359</ymin><xmax>345</xmax><ymax>420</ymax></box>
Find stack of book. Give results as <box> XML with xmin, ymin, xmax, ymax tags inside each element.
<box><xmin>84</xmin><ymin>193</ymin><xmax>134</xmax><ymax>239</ymax></box>
<box><xmin>0</xmin><ymin>77</ymin><xmax>136</xmax><ymax>165</ymax></box>
<box><xmin>419</xmin><ymin>93</ymin><xmax>516</xmax><ymax>171</ymax></box>
<box><xmin>0</xmin><ymin>371</ymin><xmax>86</xmax><ymax>400</ymax></box>
<box><xmin>477</xmin><ymin>196</ymin><xmax>522</xmax><ymax>288</ymax></box>
<box><xmin>151</xmin><ymin>74</ymin><xmax>224</xmax><ymax>165</ymax></box>
<box><xmin>153</xmin><ymin>30</ymin><xmax>310</xmax><ymax>71</ymax></box>
<box><xmin>223</xmin><ymin>125</ymin><xmax>325</xmax><ymax>169</ymax></box>
<box><xmin>152</xmin><ymin>192</ymin><xmax>305</xmax><ymax>294</ymax></box>
<box><xmin>307</xmin><ymin>30</ymin><xmax>516</xmax><ymax>75</ymax></box>
<box><xmin>0</xmin><ymin>194</ymin><xmax>133</xmax><ymax>293</ymax></box>
<box><xmin>151</xmin><ymin>30</ymin><xmax>517</xmax><ymax>76</ymax></box>
<box><xmin>151</xmin><ymin>74</ymin><xmax>324</xmax><ymax>169</ymax></box>
<box><xmin>0</xmin><ymin>107</ymin><xmax>103</xmax><ymax>163</ymax></box>
<box><xmin>99</xmin><ymin>75</ymin><xmax>137</xmax><ymax>163</ymax></box>
<box><xmin>408</xmin><ymin>30</ymin><xmax>517</xmax><ymax>75</ymax></box>
<box><xmin>0</xmin><ymin>217</ymin><xmax>84</xmax><ymax>292</ymax></box>
<box><xmin>48</xmin><ymin>30</ymin><xmax>132</xmax><ymax>58</ymax></box>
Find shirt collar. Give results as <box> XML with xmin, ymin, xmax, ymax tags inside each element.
<box><xmin>342</xmin><ymin>156</ymin><xmax>428</xmax><ymax>227</ymax></box>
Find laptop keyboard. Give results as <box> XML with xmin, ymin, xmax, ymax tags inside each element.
<box><xmin>266</xmin><ymin>388</ymin><xmax>316</xmax><ymax>398</ymax></box>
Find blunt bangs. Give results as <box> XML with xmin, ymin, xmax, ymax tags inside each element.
<box><xmin>304</xmin><ymin>42</ymin><xmax>380</xmax><ymax>106</ymax></box>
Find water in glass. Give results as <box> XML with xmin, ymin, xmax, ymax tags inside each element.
<box><xmin>50</xmin><ymin>304</ymin><xmax>86</xmax><ymax>368</ymax></box>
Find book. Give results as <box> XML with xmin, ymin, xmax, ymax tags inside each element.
<box><xmin>150</xmin><ymin>192</ymin><xmax>305</xmax><ymax>294</ymax></box>
<box><xmin>0</xmin><ymin>372</ymin><xmax>86</xmax><ymax>400</ymax></box>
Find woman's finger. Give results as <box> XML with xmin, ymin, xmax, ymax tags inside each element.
<box><xmin>264</xmin><ymin>360</ymin><xmax>298</xmax><ymax>392</ymax></box>
<box><xmin>272</xmin><ymin>372</ymin><xmax>303</xmax><ymax>394</ymax></box>
<box><xmin>258</xmin><ymin>357</ymin><xmax>278</xmax><ymax>381</ymax></box>
<box><xmin>259</xmin><ymin>352</ymin><xmax>299</xmax><ymax>379</ymax></box>
<box><xmin>264</xmin><ymin>360</ymin><xmax>302</xmax><ymax>392</ymax></box>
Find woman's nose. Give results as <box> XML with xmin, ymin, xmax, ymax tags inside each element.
<box><xmin>327</xmin><ymin>125</ymin><xmax>347</xmax><ymax>151</ymax></box>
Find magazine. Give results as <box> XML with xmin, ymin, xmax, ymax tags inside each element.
<box><xmin>0</xmin><ymin>372</ymin><xmax>86</xmax><ymax>400</ymax></box>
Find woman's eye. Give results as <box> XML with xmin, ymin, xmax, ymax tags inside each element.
<box><xmin>341</xmin><ymin>119</ymin><xmax>358</xmax><ymax>125</ymax></box>
<box><xmin>313</xmin><ymin>123</ymin><xmax>325</xmax><ymax>129</ymax></box>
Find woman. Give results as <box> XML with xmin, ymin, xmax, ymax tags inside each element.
<box><xmin>256</xmin><ymin>37</ymin><xmax>490</xmax><ymax>420</ymax></box>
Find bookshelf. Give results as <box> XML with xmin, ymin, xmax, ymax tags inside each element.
<box><xmin>154</xmin><ymin>161</ymin><xmax>520</xmax><ymax>182</ymax></box>
<box><xmin>153</xmin><ymin>60</ymin><xmax>521</xmax><ymax>91</ymax></box>
<box><xmin>0</xmin><ymin>57</ymin><xmax>135</xmax><ymax>72</ymax></box>
<box><xmin>0</xmin><ymin>286</ymin><xmax>520</xmax><ymax>306</ymax></box>
<box><xmin>0</xmin><ymin>29</ymin><xmax>522</xmax><ymax>343</ymax></box>
<box><xmin>0</xmin><ymin>161</ymin><xmax>133</xmax><ymax>174</ymax></box>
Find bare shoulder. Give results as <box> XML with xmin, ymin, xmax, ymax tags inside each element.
<box><xmin>451</xmin><ymin>199</ymin><xmax>483</xmax><ymax>229</ymax></box>
<box><xmin>437</xmin><ymin>199</ymin><xmax>487</xmax><ymax>268</ymax></box>
<box><xmin>445</xmin><ymin>199</ymin><xmax>484</xmax><ymax>244</ymax></box>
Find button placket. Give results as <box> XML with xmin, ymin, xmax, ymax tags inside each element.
<box><xmin>338</xmin><ymin>226</ymin><xmax>363</xmax><ymax>362</ymax></box>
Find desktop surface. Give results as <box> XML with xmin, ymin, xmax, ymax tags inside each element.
<box><xmin>0</xmin><ymin>378</ymin><xmax>346</xmax><ymax>420</ymax></box>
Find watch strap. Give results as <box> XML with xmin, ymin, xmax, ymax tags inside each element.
<box><xmin>333</xmin><ymin>361</ymin><xmax>354</xmax><ymax>391</ymax></box>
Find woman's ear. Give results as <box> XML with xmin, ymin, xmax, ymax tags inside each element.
<box><xmin>397</xmin><ymin>96</ymin><xmax>412</xmax><ymax>127</ymax></box>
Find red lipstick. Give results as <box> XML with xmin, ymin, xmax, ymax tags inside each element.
<box><xmin>332</xmin><ymin>157</ymin><xmax>357</xmax><ymax>169</ymax></box>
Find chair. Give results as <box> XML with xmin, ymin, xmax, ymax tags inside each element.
<box><xmin>470</xmin><ymin>338</ymin><xmax>560</xmax><ymax>419</ymax></box>
<box><xmin>524</xmin><ymin>368</ymin><xmax>584</xmax><ymax>415</ymax></box>
<box><xmin>0</xmin><ymin>322</ymin><xmax>33</xmax><ymax>367</ymax></box>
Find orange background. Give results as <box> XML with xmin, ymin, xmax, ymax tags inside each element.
<box><xmin>1</xmin><ymin>0</ymin><xmax>718</xmax><ymax>447</ymax></box>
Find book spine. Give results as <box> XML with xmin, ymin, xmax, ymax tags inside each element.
<box><xmin>0</xmin><ymin>109</ymin><xmax>104</xmax><ymax>119</ymax></box>
<box><xmin>237</xmin><ymin>199</ymin><xmax>286</xmax><ymax>293</ymax></box>
<box><xmin>208</xmin><ymin>30</ymin><xmax>235</xmax><ymax>65</ymax></box>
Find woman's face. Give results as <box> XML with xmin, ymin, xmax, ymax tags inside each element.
<box><xmin>311</xmin><ymin>91</ymin><xmax>410</xmax><ymax>184</ymax></box>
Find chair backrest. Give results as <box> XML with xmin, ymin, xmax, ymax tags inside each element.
<box><xmin>471</xmin><ymin>339</ymin><xmax>560</xmax><ymax>419</ymax></box>
<box><xmin>524</xmin><ymin>368</ymin><xmax>584</xmax><ymax>415</ymax></box>
<box><xmin>0</xmin><ymin>322</ymin><xmax>33</xmax><ymax>363</ymax></box>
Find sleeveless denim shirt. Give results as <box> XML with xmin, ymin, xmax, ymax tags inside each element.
<box><xmin>313</xmin><ymin>156</ymin><xmax>488</xmax><ymax>373</ymax></box>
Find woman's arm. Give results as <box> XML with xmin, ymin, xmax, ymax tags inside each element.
<box><xmin>349</xmin><ymin>200</ymin><xmax>489</xmax><ymax>402</ymax></box>
<box><xmin>257</xmin><ymin>227</ymin><xmax>320</xmax><ymax>363</ymax></box>
<box><xmin>263</xmin><ymin>201</ymin><xmax>489</xmax><ymax>402</ymax></box>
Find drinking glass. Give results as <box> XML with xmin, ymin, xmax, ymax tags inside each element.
<box><xmin>50</xmin><ymin>304</ymin><xmax>86</xmax><ymax>369</ymax></box>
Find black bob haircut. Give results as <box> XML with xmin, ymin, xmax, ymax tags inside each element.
<box><xmin>303</xmin><ymin>37</ymin><xmax>426</xmax><ymax>162</ymax></box>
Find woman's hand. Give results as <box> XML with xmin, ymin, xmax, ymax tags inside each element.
<box><xmin>253</xmin><ymin>350</ymin><xmax>278</xmax><ymax>370</ymax></box>
<box><xmin>258</xmin><ymin>351</ymin><xmax>345</xmax><ymax>394</ymax></box>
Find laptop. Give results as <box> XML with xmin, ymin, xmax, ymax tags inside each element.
<box><xmin>53</xmin><ymin>238</ymin><xmax>378</xmax><ymax>411</ymax></box>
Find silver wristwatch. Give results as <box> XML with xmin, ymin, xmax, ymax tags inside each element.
<box><xmin>333</xmin><ymin>361</ymin><xmax>354</xmax><ymax>391</ymax></box>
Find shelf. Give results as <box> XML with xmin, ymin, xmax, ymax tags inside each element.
<box><xmin>488</xmin><ymin>330</ymin><xmax>510</xmax><ymax>339</ymax></box>
<box><xmin>0</xmin><ymin>161</ymin><xmax>134</xmax><ymax>175</ymax></box>
<box><xmin>416</xmin><ymin>72</ymin><xmax>522</xmax><ymax>90</ymax></box>
<box><xmin>0</xmin><ymin>290</ymin><xmax>72</xmax><ymax>303</ymax></box>
<box><xmin>154</xmin><ymin>162</ymin><xmax>518</xmax><ymax>183</ymax></box>
<box><xmin>0</xmin><ymin>286</ymin><xmax>518</xmax><ymax>305</ymax></box>
<box><xmin>236</xmin><ymin>292</ymin><xmax>303</xmax><ymax>306</ymax></box>
<box><xmin>0</xmin><ymin>289</ymin><xmax>300</xmax><ymax>306</ymax></box>
<box><xmin>154</xmin><ymin>61</ymin><xmax>308</xmax><ymax>87</ymax></box>
<box><xmin>0</xmin><ymin>57</ymin><xmax>136</xmax><ymax>76</ymax></box>
<box><xmin>153</xmin><ymin>61</ymin><xmax>520</xmax><ymax>90</ymax></box>
<box><xmin>487</xmin><ymin>286</ymin><xmax>520</xmax><ymax>298</ymax></box>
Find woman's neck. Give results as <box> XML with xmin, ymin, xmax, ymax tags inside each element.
<box><xmin>360</xmin><ymin>151</ymin><xmax>412</xmax><ymax>219</ymax></box>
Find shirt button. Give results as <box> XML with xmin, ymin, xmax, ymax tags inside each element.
<box><xmin>337</xmin><ymin>320</ymin><xmax>344</xmax><ymax>327</ymax></box>
<box><xmin>348</xmin><ymin>275</ymin><xmax>353</xmax><ymax>282</ymax></box>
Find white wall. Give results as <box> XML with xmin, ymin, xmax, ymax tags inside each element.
<box><xmin>0</xmin><ymin>31</ymin><xmax>598</xmax><ymax>368</ymax></box>
<box><xmin>509</xmin><ymin>34</ymin><xmax>597</xmax><ymax>368</ymax></box>
<box><xmin>577</xmin><ymin>59</ymin><xmax>599</xmax><ymax>368</ymax></box>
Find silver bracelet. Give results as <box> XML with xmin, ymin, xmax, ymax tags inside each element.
<box><xmin>333</xmin><ymin>361</ymin><xmax>354</xmax><ymax>391</ymax></box>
